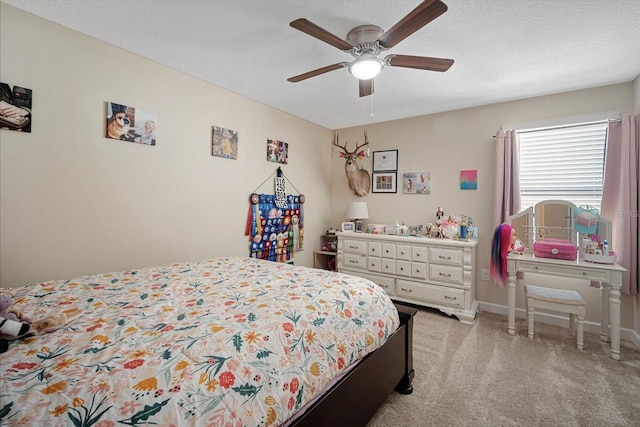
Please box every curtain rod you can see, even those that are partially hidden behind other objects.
[491,117,622,138]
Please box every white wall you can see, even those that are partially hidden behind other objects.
[331,83,636,329]
[0,4,332,287]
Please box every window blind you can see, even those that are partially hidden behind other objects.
[518,121,607,210]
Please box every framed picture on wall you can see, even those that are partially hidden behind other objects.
[372,150,398,171]
[372,172,397,193]
[0,82,32,133]
[403,172,431,194]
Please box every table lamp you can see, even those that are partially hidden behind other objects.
[346,201,369,232]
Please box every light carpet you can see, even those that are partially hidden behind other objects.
[367,308,640,426]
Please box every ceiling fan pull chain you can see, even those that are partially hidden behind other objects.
[370,93,375,118]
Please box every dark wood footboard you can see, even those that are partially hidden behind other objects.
[292,303,417,426]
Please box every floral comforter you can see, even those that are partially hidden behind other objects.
[0,257,399,426]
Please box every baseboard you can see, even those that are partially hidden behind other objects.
[478,301,640,351]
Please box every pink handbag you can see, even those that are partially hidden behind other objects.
[533,238,577,261]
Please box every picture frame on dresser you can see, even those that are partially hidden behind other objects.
[372,172,397,193]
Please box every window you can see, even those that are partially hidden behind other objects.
[518,121,607,210]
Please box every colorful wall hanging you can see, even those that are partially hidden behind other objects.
[460,169,478,190]
[246,168,304,263]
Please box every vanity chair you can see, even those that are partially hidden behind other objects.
[524,284,586,350]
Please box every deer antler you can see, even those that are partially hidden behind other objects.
[352,131,369,153]
[332,131,369,154]
[332,132,348,152]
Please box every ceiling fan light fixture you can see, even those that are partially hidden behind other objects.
[348,55,383,80]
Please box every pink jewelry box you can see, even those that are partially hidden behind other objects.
[533,238,578,261]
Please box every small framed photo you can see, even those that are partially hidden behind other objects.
[467,226,479,240]
[372,172,397,193]
[372,150,398,171]
[366,224,376,233]
[355,220,365,233]
[341,222,355,232]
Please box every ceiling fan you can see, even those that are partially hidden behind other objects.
[287,0,454,97]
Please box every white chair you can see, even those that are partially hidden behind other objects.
[524,284,586,350]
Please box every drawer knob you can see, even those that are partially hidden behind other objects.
[349,245,357,249]
[415,269,421,273]
[372,248,376,252]
[401,287,412,293]
[385,250,389,253]
[444,295,457,301]
[439,255,451,260]
[439,273,452,277]
[350,260,357,264]
[582,272,587,275]
[401,251,405,255]
[400,267,404,271]
[417,253,421,257]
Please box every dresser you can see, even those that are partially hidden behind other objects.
[336,232,478,324]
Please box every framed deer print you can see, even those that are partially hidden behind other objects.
[372,150,398,171]
[372,172,397,193]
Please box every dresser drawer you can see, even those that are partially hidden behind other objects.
[396,260,411,277]
[358,272,395,296]
[396,279,464,308]
[519,262,609,282]
[412,246,427,262]
[411,262,427,279]
[381,259,396,275]
[382,243,396,258]
[368,256,381,272]
[429,264,463,285]
[396,244,411,260]
[343,253,366,269]
[343,239,367,255]
[368,242,382,257]
[430,247,462,266]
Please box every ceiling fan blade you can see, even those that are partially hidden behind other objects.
[387,54,454,72]
[287,63,348,83]
[290,18,353,51]
[359,79,374,97]
[377,0,448,49]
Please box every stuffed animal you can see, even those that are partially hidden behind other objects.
[1,293,83,353]
[0,293,32,323]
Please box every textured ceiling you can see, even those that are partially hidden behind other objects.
[4,0,640,129]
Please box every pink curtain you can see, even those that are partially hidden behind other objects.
[601,115,639,295]
[493,130,522,228]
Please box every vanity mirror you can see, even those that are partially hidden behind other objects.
[535,200,576,245]
[507,200,579,253]
[507,199,614,260]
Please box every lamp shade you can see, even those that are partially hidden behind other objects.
[346,202,369,220]
[348,55,383,80]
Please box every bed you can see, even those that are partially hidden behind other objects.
[0,257,415,426]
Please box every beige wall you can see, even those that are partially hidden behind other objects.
[0,4,332,286]
[331,83,636,331]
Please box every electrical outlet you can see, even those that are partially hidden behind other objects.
[482,269,490,281]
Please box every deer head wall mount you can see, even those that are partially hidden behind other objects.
[332,131,371,197]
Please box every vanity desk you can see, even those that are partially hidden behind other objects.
[507,200,627,360]
[506,253,626,360]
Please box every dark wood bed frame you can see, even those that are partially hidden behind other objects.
[292,303,417,426]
